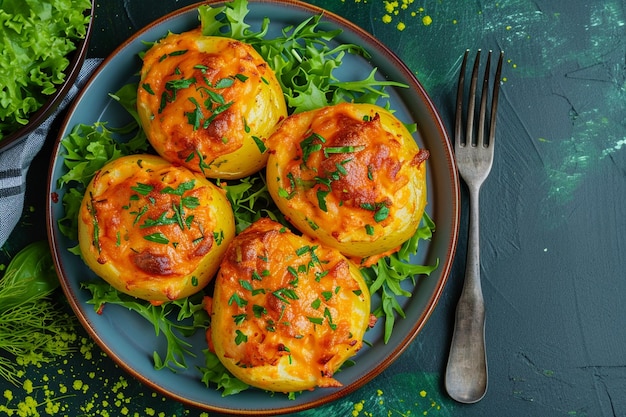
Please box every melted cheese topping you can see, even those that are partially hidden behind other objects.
[209,218,370,392]
[137,29,287,179]
[78,154,235,302]
[266,102,429,260]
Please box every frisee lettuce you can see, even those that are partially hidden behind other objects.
[55,0,437,396]
[0,0,91,139]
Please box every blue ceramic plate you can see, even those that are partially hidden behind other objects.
[47,0,459,414]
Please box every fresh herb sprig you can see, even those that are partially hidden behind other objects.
[83,280,208,371]
[0,241,77,385]
[221,174,286,234]
[361,213,438,343]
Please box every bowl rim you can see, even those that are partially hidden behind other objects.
[0,0,95,153]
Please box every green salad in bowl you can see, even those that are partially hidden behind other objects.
[0,0,93,151]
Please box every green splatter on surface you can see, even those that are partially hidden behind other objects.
[293,372,454,417]
[0,333,211,417]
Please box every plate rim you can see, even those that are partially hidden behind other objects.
[46,0,460,414]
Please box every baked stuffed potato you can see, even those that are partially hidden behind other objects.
[137,29,287,179]
[266,102,429,260]
[209,218,370,392]
[78,154,235,302]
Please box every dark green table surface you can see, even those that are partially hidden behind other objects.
[2,0,626,416]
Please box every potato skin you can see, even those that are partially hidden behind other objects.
[210,218,370,392]
[78,154,235,302]
[266,102,429,259]
[137,29,287,179]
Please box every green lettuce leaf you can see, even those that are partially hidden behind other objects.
[0,0,91,139]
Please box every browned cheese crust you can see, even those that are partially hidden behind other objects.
[266,102,429,261]
[78,154,235,302]
[137,29,288,179]
[209,218,370,392]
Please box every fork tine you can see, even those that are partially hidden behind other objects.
[454,50,469,148]
[477,51,491,147]
[466,50,482,147]
[488,51,504,145]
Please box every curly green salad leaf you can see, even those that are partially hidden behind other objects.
[0,0,91,140]
[199,0,407,113]
[55,0,438,396]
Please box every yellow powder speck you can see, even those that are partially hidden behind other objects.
[72,380,83,391]
[121,407,130,416]
[418,7,424,12]
[396,22,406,31]
[382,14,392,23]
[452,19,458,24]
[145,408,156,416]
[422,15,432,26]
[377,389,383,396]
[419,390,427,397]
[45,400,61,415]
[23,379,34,394]
[3,389,13,401]
[384,1,398,13]
[506,25,512,30]
[502,77,508,82]
[354,400,364,411]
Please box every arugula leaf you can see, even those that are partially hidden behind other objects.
[200,349,249,396]
[199,0,407,114]
[361,212,438,343]
[83,280,208,371]
[221,174,287,234]
[56,85,149,242]
[198,0,268,41]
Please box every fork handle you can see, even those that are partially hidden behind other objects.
[445,184,488,403]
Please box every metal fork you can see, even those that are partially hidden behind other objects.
[445,49,504,403]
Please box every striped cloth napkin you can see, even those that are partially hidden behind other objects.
[0,58,103,248]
